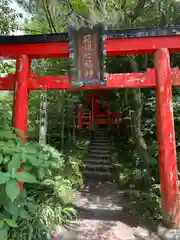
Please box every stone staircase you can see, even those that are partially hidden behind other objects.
[84,129,112,180]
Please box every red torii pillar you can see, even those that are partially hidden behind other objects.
[154,48,180,228]
[14,55,30,142]
[13,55,30,192]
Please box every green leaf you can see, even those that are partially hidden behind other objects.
[0,141,5,147]
[0,154,3,164]
[21,188,27,200]
[19,208,29,219]
[0,130,16,140]
[0,172,10,184]
[38,168,46,180]
[23,164,33,172]
[21,152,27,163]
[0,186,6,205]
[0,214,4,221]
[5,179,20,202]
[5,219,17,228]
[8,154,20,173]
[62,207,77,220]
[0,220,4,229]
[14,146,22,154]
[62,209,73,220]
[24,145,38,154]
[12,214,18,222]
[7,140,15,145]
[13,171,37,183]
[27,155,39,166]
[0,226,8,240]
[3,156,10,164]
[3,200,19,216]
[1,145,16,154]
[26,202,37,214]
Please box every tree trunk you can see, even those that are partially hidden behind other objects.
[61,102,65,152]
[39,91,47,145]
[128,56,152,163]
[73,117,76,145]
[67,106,71,147]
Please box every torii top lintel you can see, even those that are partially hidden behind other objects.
[1,26,180,58]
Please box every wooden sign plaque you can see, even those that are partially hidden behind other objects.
[68,24,106,87]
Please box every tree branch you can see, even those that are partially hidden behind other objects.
[14,0,35,14]
[9,26,44,34]
[121,0,126,10]
[93,0,102,13]
[57,0,91,25]
[45,0,57,33]
[41,0,56,33]
[128,0,146,23]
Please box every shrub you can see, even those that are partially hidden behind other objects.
[0,128,78,239]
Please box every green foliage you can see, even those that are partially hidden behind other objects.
[8,181,78,239]
[0,129,38,239]
[0,93,14,129]
[0,128,86,239]
[6,179,20,202]
[0,61,16,75]
[0,0,21,35]
[113,135,161,225]
[124,191,161,223]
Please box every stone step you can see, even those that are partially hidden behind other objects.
[84,170,111,178]
[93,136,110,140]
[92,134,110,137]
[87,153,111,159]
[90,142,111,146]
[92,139,110,143]
[86,158,110,164]
[89,145,111,150]
[94,129,110,132]
[92,139,111,143]
[93,139,111,142]
[89,148,111,154]
[94,133,111,136]
[91,142,111,146]
[85,163,111,170]
[94,136,111,139]
[94,131,111,133]
[93,137,110,140]
[90,146,111,150]
[94,132,110,134]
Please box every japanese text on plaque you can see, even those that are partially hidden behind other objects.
[83,34,94,78]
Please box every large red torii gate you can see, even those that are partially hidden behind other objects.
[1,27,180,228]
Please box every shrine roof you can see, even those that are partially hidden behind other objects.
[0,26,180,45]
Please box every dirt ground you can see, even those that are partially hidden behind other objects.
[54,181,160,240]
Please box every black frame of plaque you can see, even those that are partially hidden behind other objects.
[68,24,106,87]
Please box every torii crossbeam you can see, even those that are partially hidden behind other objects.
[1,26,180,228]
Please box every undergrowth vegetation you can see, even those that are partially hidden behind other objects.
[113,131,161,227]
[0,128,88,240]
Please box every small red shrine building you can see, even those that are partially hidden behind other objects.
[78,91,120,133]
